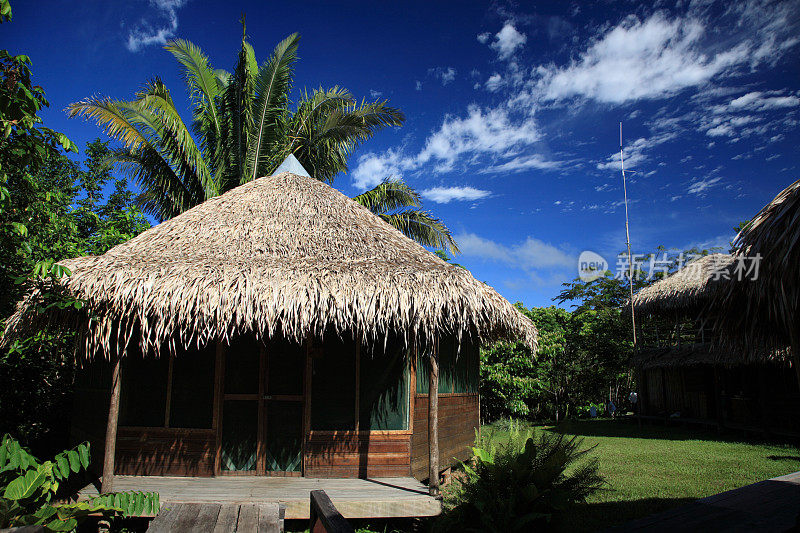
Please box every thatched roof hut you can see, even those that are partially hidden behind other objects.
[3,170,537,495]
[631,254,734,316]
[631,252,796,434]
[712,179,800,381]
[631,253,787,367]
[5,171,536,358]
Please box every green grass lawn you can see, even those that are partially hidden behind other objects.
[477,418,800,532]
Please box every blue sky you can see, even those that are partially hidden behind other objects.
[4,1,799,308]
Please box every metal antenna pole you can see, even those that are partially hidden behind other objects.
[620,122,637,346]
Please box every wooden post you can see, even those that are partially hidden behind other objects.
[101,354,122,494]
[661,367,669,423]
[757,365,768,435]
[428,347,440,497]
[713,366,724,431]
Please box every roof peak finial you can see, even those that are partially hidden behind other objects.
[272,153,311,178]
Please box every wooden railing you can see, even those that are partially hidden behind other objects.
[636,316,720,350]
[309,490,354,533]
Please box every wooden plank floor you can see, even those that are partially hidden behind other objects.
[146,503,284,532]
[617,471,800,532]
[78,476,441,520]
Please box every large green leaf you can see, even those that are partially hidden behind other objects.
[55,455,69,479]
[4,465,48,500]
[66,450,79,473]
[77,443,90,470]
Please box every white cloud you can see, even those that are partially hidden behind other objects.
[477,32,491,44]
[369,89,383,99]
[351,104,557,189]
[728,91,800,111]
[126,0,187,52]
[596,132,677,171]
[697,89,799,138]
[706,124,732,137]
[481,154,561,173]
[687,176,723,195]
[535,13,740,103]
[416,105,542,171]
[351,149,405,190]
[457,233,573,270]
[415,80,423,91]
[533,6,798,104]
[429,67,457,86]
[485,73,503,92]
[420,186,491,204]
[488,22,527,60]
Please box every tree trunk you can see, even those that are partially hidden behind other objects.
[428,351,439,497]
[101,355,122,494]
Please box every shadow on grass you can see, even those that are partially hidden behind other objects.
[552,497,696,533]
[768,454,800,462]
[541,418,797,446]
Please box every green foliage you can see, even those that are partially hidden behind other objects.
[436,423,604,533]
[354,179,459,253]
[480,338,536,420]
[480,305,576,422]
[0,434,160,531]
[0,11,149,451]
[481,246,726,425]
[0,140,148,450]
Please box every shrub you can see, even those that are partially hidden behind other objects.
[0,434,159,531]
[436,424,604,533]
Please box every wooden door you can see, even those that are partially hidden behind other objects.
[219,336,261,473]
[261,337,305,475]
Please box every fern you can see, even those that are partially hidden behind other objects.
[437,428,604,533]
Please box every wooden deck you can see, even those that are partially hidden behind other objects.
[78,476,441,520]
[146,503,283,532]
[617,471,800,531]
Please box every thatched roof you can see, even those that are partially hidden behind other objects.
[4,172,536,358]
[712,178,800,358]
[631,254,734,316]
[632,345,716,369]
[632,343,789,369]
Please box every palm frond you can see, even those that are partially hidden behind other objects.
[109,147,192,221]
[67,97,151,150]
[245,33,299,183]
[353,179,421,213]
[286,89,404,182]
[216,37,262,189]
[379,209,460,254]
[164,39,222,136]
[134,78,217,200]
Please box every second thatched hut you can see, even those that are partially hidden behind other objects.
[632,254,798,436]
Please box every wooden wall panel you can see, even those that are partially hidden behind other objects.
[115,427,216,477]
[644,369,663,413]
[411,394,478,480]
[303,433,411,478]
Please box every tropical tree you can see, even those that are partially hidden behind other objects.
[68,26,458,252]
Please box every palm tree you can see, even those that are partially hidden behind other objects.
[68,28,458,252]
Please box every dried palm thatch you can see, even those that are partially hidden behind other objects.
[712,178,800,384]
[631,254,734,315]
[3,172,536,359]
[632,343,789,369]
[632,345,717,369]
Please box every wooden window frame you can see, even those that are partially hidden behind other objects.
[120,347,217,432]
[308,335,414,436]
